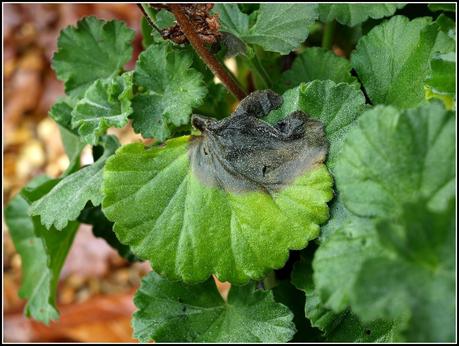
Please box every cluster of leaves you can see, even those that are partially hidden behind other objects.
[5,3,456,343]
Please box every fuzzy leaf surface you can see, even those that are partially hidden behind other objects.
[30,136,119,230]
[131,44,207,142]
[319,4,405,26]
[52,16,134,98]
[132,271,296,342]
[352,16,438,109]
[5,177,79,324]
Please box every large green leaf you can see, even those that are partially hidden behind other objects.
[266,81,367,169]
[312,204,382,312]
[52,16,135,98]
[352,16,438,109]
[71,72,133,145]
[214,4,318,55]
[425,15,456,109]
[351,199,455,342]
[335,102,455,217]
[279,47,359,92]
[291,250,396,342]
[5,177,79,324]
[319,4,405,27]
[30,136,119,230]
[130,43,207,142]
[103,91,333,283]
[132,271,296,342]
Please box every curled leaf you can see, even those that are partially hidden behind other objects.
[103,90,333,283]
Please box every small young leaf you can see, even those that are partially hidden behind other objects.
[30,136,120,230]
[352,16,438,109]
[319,4,406,27]
[5,177,79,324]
[334,102,455,218]
[132,271,296,342]
[52,16,135,98]
[103,90,333,283]
[351,199,455,342]
[214,4,319,55]
[245,4,319,55]
[131,43,207,142]
[71,72,133,145]
[279,47,359,92]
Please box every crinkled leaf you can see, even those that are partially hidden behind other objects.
[352,16,438,109]
[266,80,367,169]
[131,43,207,142]
[214,4,318,55]
[279,47,359,92]
[335,102,455,218]
[291,251,397,342]
[103,91,333,283]
[5,177,79,324]
[351,199,455,342]
[30,136,120,230]
[52,16,135,98]
[319,4,406,27]
[78,202,138,262]
[49,98,86,171]
[132,271,295,342]
[71,72,133,145]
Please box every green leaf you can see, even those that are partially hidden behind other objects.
[426,51,456,95]
[428,3,456,12]
[71,72,133,145]
[5,178,79,324]
[49,98,86,171]
[334,102,455,218]
[245,4,319,55]
[132,271,296,342]
[266,81,367,169]
[103,91,333,283]
[279,47,359,92]
[131,43,207,142]
[215,4,319,55]
[52,16,135,98]
[292,250,397,342]
[78,203,138,261]
[30,136,120,230]
[49,97,76,131]
[319,4,406,27]
[351,199,455,342]
[352,16,438,109]
[312,204,382,312]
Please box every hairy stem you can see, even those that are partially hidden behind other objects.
[168,4,247,100]
[322,20,336,50]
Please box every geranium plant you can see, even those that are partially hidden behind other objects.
[5,3,456,343]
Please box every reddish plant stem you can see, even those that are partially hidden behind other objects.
[168,4,247,101]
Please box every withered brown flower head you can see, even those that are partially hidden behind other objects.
[153,3,221,45]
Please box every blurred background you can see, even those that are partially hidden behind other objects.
[3,4,150,342]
